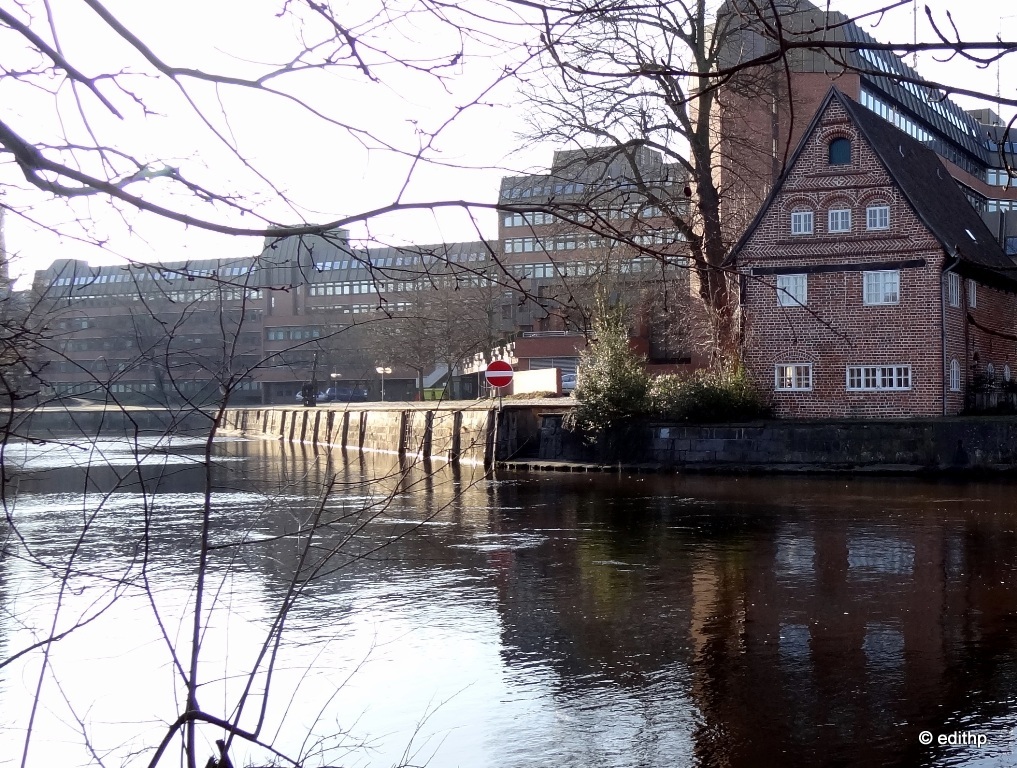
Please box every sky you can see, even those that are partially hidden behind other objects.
[2,0,1016,287]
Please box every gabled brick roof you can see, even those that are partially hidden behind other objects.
[837,93,1015,277]
[730,88,1017,289]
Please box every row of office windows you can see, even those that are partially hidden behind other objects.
[503,179,675,201]
[266,328,322,341]
[353,302,408,314]
[985,199,1017,212]
[504,181,588,199]
[790,205,890,236]
[502,204,667,228]
[986,169,1017,187]
[50,382,171,396]
[775,270,901,307]
[857,54,977,139]
[309,302,414,315]
[306,251,489,273]
[504,230,685,254]
[57,289,262,303]
[859,90,935,144]
[307,274,489,296]
[775,364,912,392]
[49,266,255,288]
[506,256,679,280]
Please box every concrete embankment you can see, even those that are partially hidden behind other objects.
[221,404,505,467]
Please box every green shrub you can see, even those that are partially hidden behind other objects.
[564,299,649,439]
[648,368,769,423]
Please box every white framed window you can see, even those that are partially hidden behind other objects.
[828,208,852,233]
[846,365,912,391]
[866,205,890,230]
[1006,365,1012,383]
[863,270,900,305]
[967,280,977,308]
[950,359,960,392]
[775,364,813,391]
[791,210,814,235]
[987,363,996,382]
[946,272,960,307]
[776,274,808,306]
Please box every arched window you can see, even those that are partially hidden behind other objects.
[829,137,852,165]
[950,359,960,392]
[987,362,996,382]
[1005,365,1012,383]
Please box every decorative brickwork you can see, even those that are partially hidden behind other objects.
[735,92,1017,419]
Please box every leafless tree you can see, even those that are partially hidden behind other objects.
[515,0,1017,365]
[5,3,1017,767]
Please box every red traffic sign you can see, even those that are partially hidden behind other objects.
[485,360,514,388]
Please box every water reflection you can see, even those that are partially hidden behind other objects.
[5,440,1017,766]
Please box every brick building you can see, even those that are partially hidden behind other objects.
[734,89,1017,418]
[714,0,1017,245]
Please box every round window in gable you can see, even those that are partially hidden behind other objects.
[829,137,852,166]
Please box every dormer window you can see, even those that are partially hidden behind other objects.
[829,138,852,166]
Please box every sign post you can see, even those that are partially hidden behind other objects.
[485,360,514,414]
[485,361,514,463]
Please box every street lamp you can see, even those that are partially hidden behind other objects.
[375,366,392,401]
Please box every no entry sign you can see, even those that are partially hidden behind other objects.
[485,360,514,388]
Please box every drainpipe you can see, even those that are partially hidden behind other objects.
[941,251,962,416]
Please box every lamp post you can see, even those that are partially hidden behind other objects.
[375,366,392,401]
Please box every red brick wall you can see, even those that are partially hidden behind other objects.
[963,279,1017,390]
[737,98,1017,419]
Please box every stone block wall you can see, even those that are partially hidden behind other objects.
[647,418,1017,471]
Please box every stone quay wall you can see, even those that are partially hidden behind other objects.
[536,414,1017,473]
[646,419,1017,471]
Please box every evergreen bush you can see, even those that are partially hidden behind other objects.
[564,298,649,439]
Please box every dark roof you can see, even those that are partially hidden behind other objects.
[731,88,1017,288]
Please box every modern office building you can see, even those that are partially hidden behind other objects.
[29,256,266,405]
[28,232,505,404]
[493,145,706,377]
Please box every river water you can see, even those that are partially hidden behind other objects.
[4,436,1017,767]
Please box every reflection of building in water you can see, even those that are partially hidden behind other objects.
[480,474,1017,767]
[682,479,1017,767]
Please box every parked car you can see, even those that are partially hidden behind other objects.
[321,385,369,403]
[561,373,577,393]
